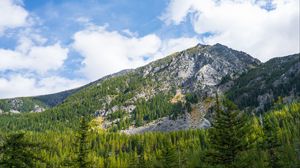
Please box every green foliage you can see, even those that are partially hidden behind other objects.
[0,132,47,168]
[227,54,300,112]
[0,97,47,113]
[262,102,300,167]
[205,94,254,168]
[0,98,299,167]
[0,73,155,132]
[263,116,283,168]
[219,74,232,85]
[76,116,91,168]
[185,93,199,104]
[34,88,78,107]
[161,141,179,168]
[133,93,185,126]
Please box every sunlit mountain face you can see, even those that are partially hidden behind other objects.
[0,0,299,167]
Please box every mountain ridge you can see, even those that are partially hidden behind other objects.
[0,43,299,134]
[0,43,259,113]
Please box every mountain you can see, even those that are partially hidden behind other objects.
[226,53,300,113]
[34,69,133,107]
[0,97,47,114]
[0,69,132,113]
[0,43,299,133]
[0,43,261,132]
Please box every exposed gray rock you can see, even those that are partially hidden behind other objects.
[96,43,260,133]
[121,105,136,113]
[121,115,211,134]
[31,105,45,113]
[10,110,20,114]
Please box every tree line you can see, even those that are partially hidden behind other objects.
[0,97,299,167]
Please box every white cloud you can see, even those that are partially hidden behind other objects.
[153,37,199,59]
[162,0,300,62]
[72,25,162,80]
[0,32,198,98]
[0,2,76,98]
[72,25,200,80]
[0,0,29,34]
[0,27,73,98]
[0,75,85,98]
[0,42,69,74]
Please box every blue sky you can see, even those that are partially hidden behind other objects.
[0,0,299,98]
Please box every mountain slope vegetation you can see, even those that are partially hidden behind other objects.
[0,43,261,131]
[0,44,299,133]
[1,100,299,167]
[0,43,299,167]
[227,54,300,113]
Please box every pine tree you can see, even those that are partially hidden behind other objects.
[263,116,283,168]
[128,149,139,168]
[162,141,179,168]
[205,93,252,168]
[77,116,91,168]
[0,133,47,168]
[138,151,147,168]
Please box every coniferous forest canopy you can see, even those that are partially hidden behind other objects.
[0,52,299,167]
[1,0,300,167]
[0,97,299,167]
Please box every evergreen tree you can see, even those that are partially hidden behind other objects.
[76,116,91,168]
[128,149,139,168]
[0,133,47,168]
[162,141,179,168]
[263,116,283,168]
[205,93,252,168]
[138,151,147,168]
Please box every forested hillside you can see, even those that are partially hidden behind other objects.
[0,45,299,133]
[0,44,299,167]
[0,100,299,167]
[0,97,47,113]
[0,44,261,132]
[0,0,299,167]
[227,54,300,113]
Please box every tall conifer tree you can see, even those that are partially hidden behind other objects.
[77,116,91,168]
[263,116,283,168]
[0,133,47,168]
[162,141,179,168]
[206,93,252,168]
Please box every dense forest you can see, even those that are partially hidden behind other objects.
[0,0,299,167]
[227,54,300,113]
[0,52,298,167]
[0,97,299,167]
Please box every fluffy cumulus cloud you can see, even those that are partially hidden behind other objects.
[0,1,74,98]
[162,0,300,62]
[153,37,199,59]
[0,39,73,98]
[0,75,84,98]
[0,0,28,34]
[0,43,69,74]
[73,25,200,80]
[72,25,161,80]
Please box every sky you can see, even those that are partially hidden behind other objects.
[0,0,299,98]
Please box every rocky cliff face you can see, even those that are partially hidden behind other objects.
[138,43,259,95]
[90,43,260,132]
[3,43,297,134]
[0,43,261,131]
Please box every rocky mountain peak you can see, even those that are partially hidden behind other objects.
[139,43,260,95]
[1,43,298,134]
